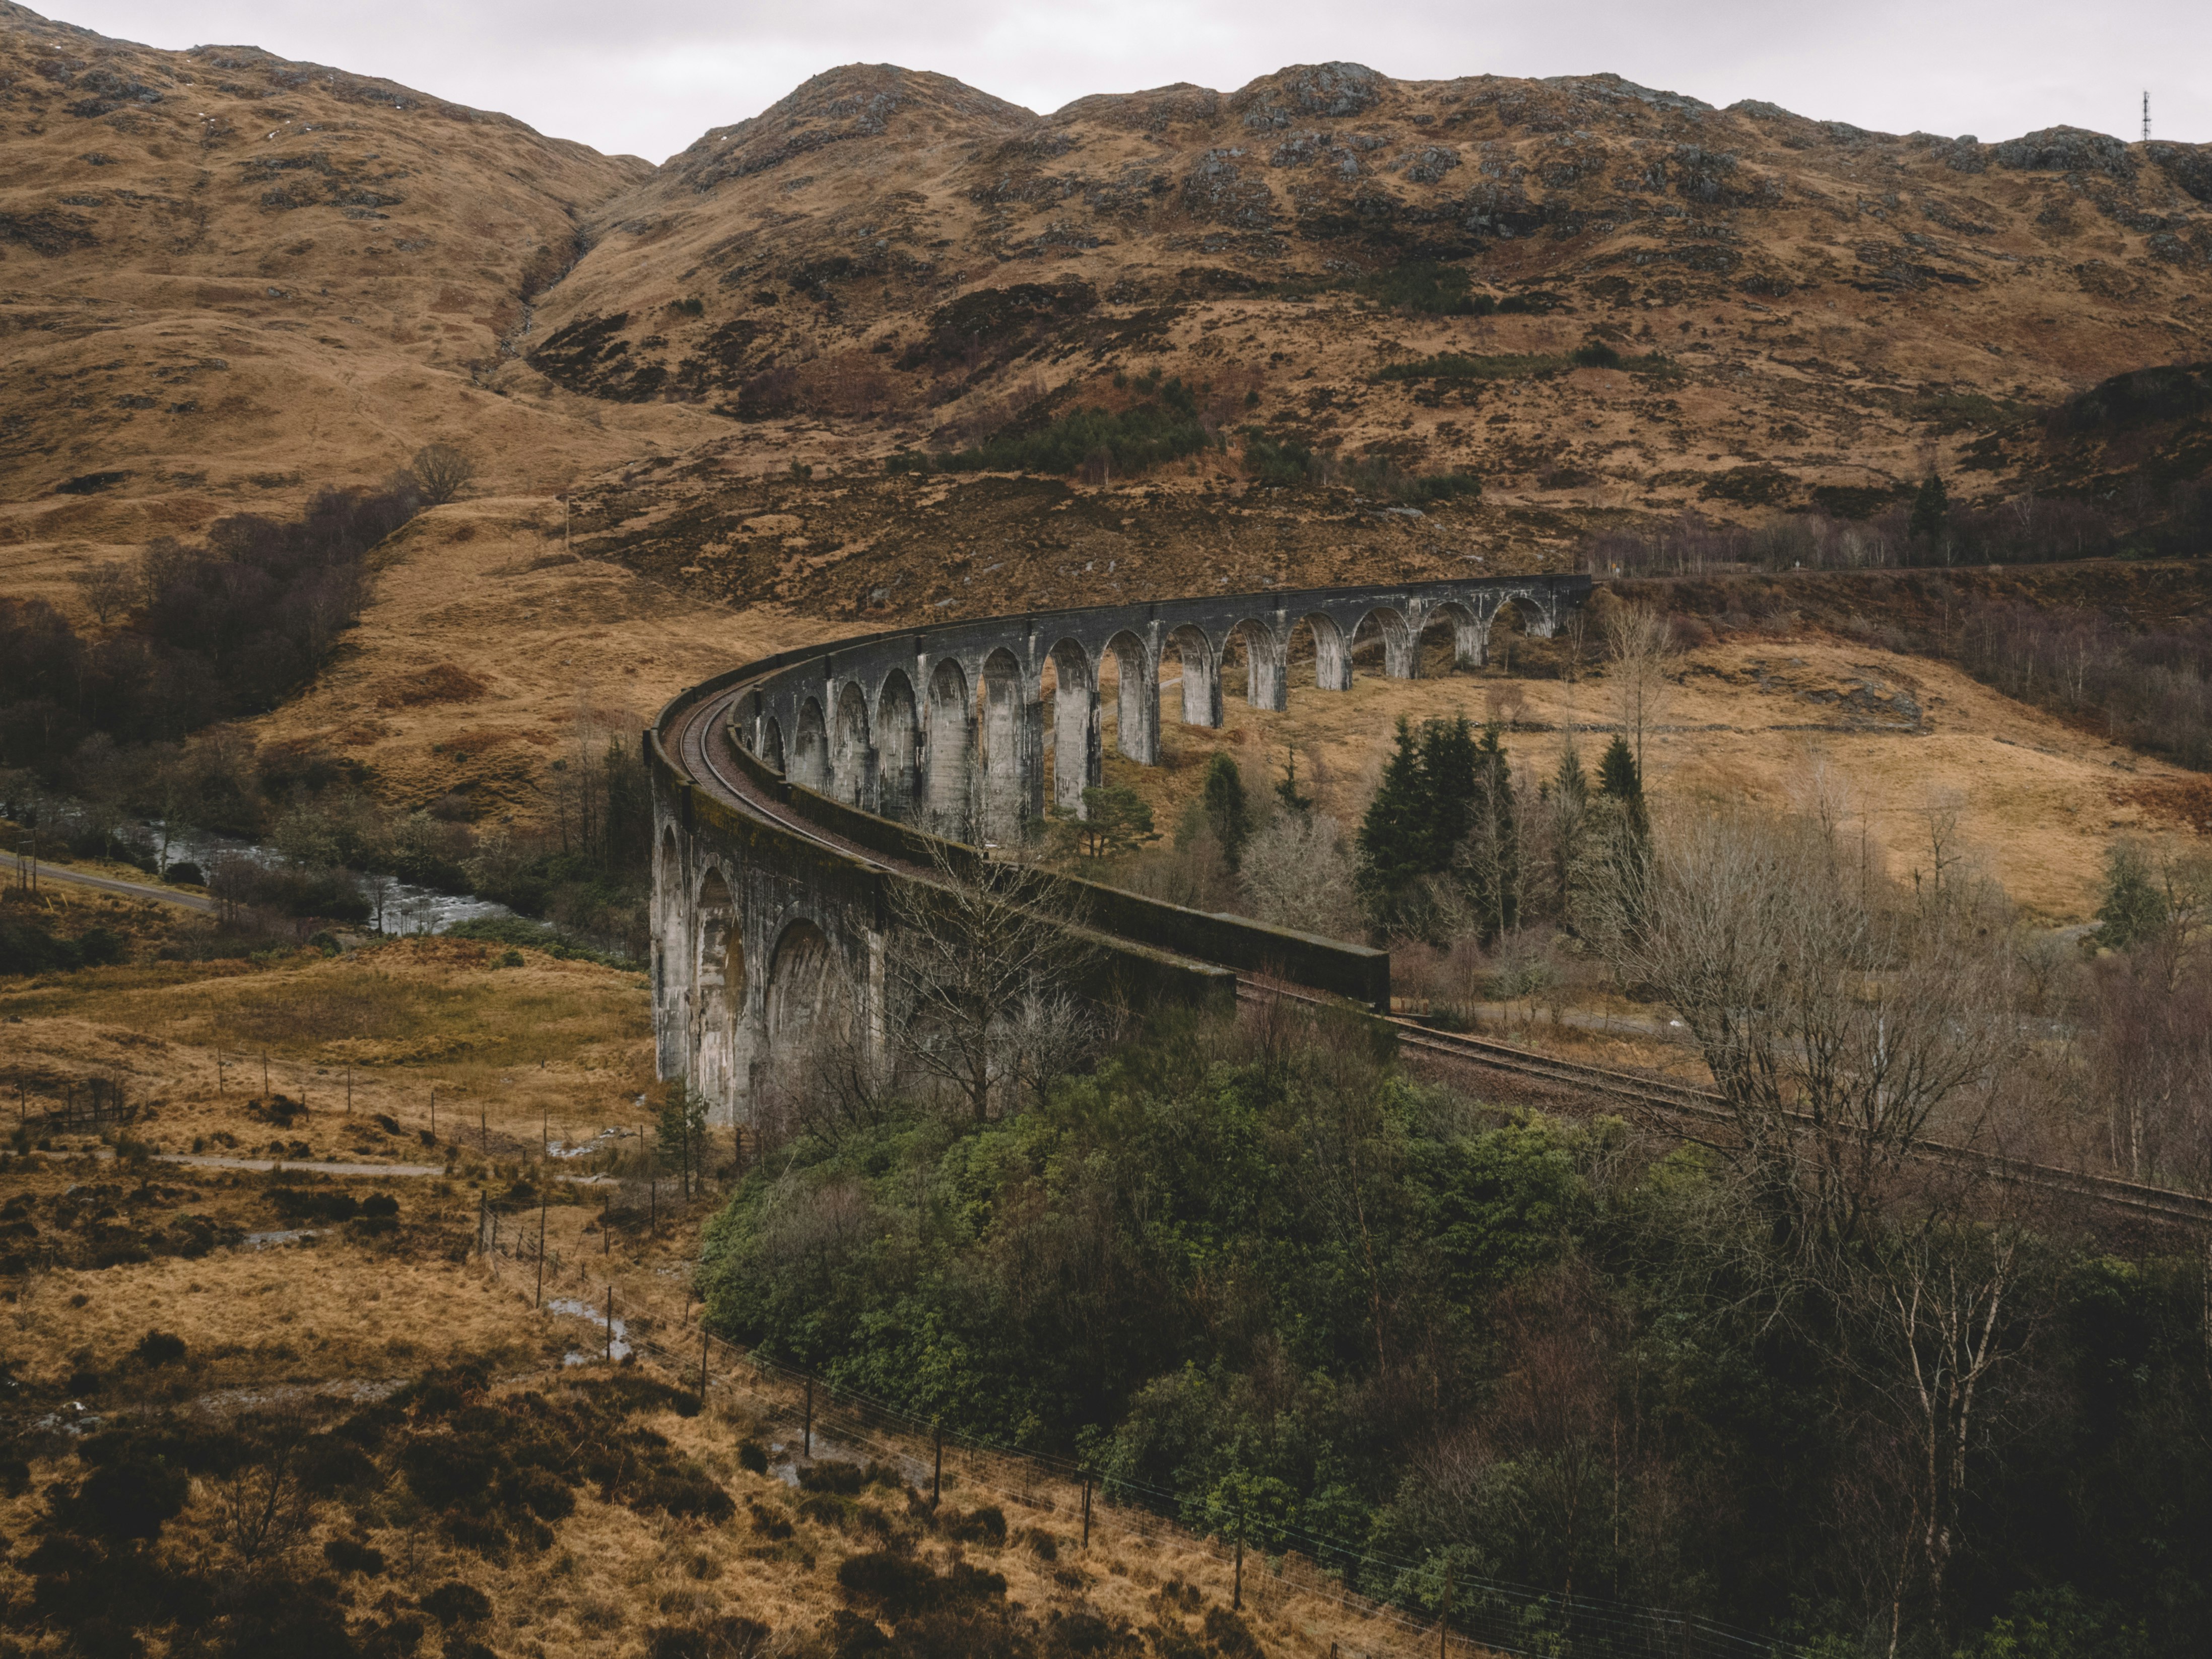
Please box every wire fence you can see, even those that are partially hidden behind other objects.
[476,1198,1804,1659]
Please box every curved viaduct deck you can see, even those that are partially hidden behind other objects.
[647,574,1590,1121]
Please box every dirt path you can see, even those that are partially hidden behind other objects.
[2,852,216,914]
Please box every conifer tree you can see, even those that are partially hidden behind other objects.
[1910,473,1950,544]
[1553,740,1590,924]
[1418,714,1480,869]
[1597,735,1648,841]
[1357,716,1430,911]
[1459,722,1520,942]
[1199,753,1253,867]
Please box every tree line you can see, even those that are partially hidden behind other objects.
[701,814,2212,1654]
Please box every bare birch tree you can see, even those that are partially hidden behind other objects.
[1841,1219,2042,1655]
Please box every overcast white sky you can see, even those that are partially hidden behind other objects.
[47,0,2212,164]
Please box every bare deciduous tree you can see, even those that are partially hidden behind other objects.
[1590,807,2024,1260]
[409,442,476,506]
[888,841,1096,1122]
[1239,812,1361,940]
[68,560,136,627]
[212,1409,320,1566]
[1601,603,1678,777]
[1839,1219,2043,1655]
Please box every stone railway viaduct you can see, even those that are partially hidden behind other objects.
[649,574,1591,1123]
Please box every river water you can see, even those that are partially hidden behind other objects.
[147,822,513,934]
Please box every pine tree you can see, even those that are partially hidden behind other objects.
[1418,715,1480,870]
[1553,740,1590,924]
[1596,735,1648,841]
[1555,740,1589,811]
[1910,473,1950,544]
[1357,716,1431,910]
[1199,753,1253,867]
[1076,784,1157,858]
[2096,841,2167,950]
[1458,722,1520,942]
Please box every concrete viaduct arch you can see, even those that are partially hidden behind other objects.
[649,573,1589,1131]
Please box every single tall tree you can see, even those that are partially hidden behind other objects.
[1357,717,1431,910]
[1199,753,1253,867]
[1459,721,1519,941]
[1418,714,1480,868]
[1595,735,1647,841]
[1909,473,1950,545]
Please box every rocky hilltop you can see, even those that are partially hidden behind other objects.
[5,7,2211,622]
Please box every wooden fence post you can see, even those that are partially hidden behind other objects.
[803,1379,813,1458]
[932,1426,943,1509]
[1233,1513,1244,1612]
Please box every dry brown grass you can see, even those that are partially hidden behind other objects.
[242,499,854,820]
[1,934,655,1164]
[1091,631,2205,924]
[1,1153,1445,1659]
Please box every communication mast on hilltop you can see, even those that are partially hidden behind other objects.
[2142,90,2152,143]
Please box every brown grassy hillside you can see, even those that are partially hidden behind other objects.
[7,12,2211,625]
[527,61,2212,604]
[0,0,706,590]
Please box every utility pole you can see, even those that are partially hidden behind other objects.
[2142,89,2152,143]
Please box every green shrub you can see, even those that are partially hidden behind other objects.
[1570,340,1624,369]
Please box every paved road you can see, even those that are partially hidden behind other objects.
[2,852,216,914]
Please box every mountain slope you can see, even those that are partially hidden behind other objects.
[511,61,2212,609]
[0,1,711,611]
[5,19,2210,629]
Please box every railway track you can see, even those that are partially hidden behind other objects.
[1239,984,2212,1231]
[675,678,2212,1236]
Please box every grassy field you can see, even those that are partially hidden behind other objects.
[1,922,1453,1657]
[1087,626,2203,924]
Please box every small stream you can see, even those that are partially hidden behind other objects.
[147,822,512,934]
[546,1296,632,1364]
